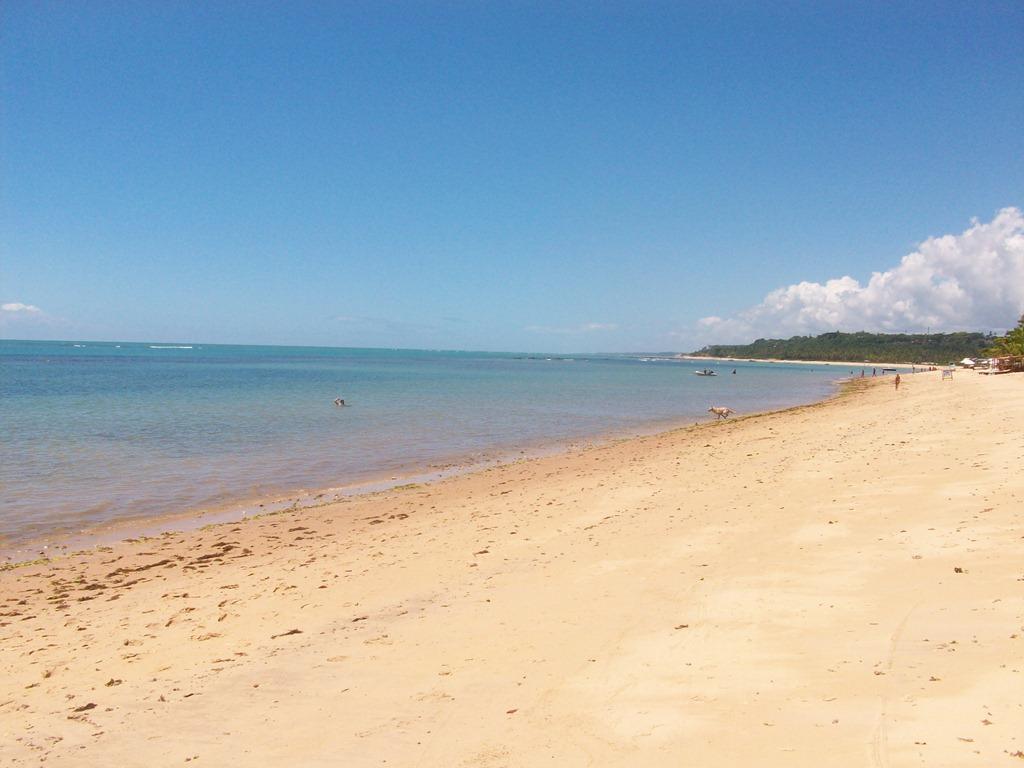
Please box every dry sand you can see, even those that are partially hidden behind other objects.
[2,371,1022,766]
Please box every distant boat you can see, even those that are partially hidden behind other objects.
[694,369,717,376]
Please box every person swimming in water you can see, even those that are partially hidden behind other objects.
[333,397,346,406]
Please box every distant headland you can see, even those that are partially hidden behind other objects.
[690,330,992,365]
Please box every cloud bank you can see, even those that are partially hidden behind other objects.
[2,302,42,314]
[0,302,48,332]
[696,207,1024,344]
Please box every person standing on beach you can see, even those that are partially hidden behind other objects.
[894,373,901,390]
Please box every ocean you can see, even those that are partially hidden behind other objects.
[1,340,848,550]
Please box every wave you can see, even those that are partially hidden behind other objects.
[149,345,194,349]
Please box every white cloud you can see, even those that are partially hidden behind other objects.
[2,302,42,314]
[694,207,1024,344]
[526,322,618,335]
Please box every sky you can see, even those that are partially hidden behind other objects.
[2,2,1023,352]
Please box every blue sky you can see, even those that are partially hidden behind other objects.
[2,2,1022,351]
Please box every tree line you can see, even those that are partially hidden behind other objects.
[984,314,1024,357]
[692,331,994,364]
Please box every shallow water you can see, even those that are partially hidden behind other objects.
[1,341,847,546]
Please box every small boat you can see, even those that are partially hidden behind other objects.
[694,369,717,376]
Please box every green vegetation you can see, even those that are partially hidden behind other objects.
[692,331,993,364]
[984,314,1024,357]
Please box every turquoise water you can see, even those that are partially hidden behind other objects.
[1,340,846,547]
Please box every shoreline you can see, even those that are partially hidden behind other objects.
[4,371,1020,765]
[679,354,923,368]
[2,381,849,565]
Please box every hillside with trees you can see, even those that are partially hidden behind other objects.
[692,331,993,364]
[983,314,1024,356]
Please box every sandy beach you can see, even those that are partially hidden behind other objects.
[679,354,922,368]
[2,371,1021,766]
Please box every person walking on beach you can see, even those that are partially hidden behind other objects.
[894,373,901,391]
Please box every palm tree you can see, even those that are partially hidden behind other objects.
[985,314,1024,356]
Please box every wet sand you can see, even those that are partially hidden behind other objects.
[2,371,1021,766]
